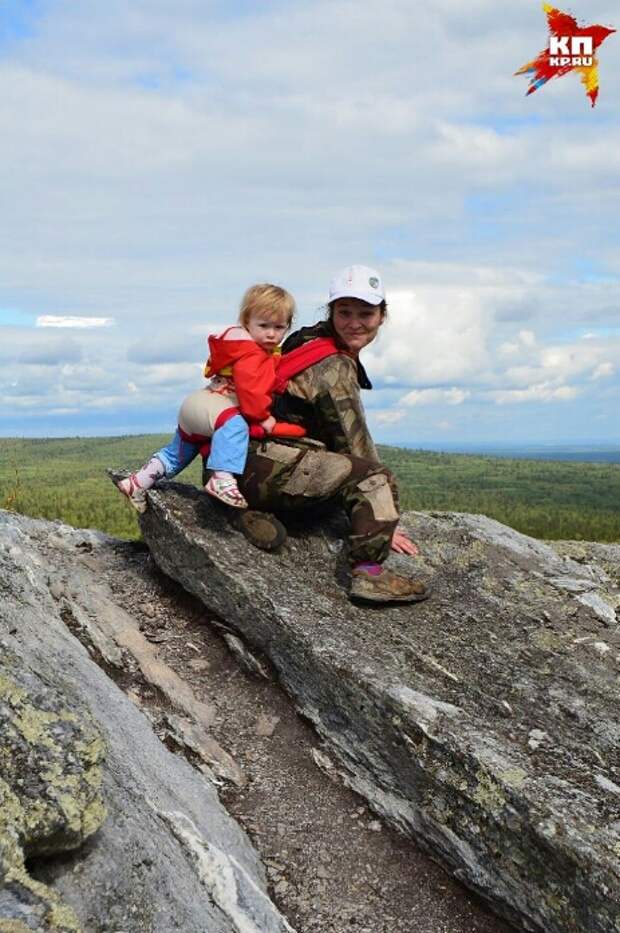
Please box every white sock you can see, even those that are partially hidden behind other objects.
[134,457,166,489]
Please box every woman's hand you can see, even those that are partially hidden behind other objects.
[260,415,276,434]
[391,526,419,556]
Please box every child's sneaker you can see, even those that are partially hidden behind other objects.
[205,475,248,509]
[115,473,148,514]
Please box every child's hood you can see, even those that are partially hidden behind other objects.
[205,328,279,377]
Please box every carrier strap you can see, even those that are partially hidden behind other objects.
[273,337,343,394]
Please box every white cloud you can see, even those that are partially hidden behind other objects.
[0,329,84,366]
[59,364,111,391]
[503,338,620,388]
[132,362,204,389]
[371,409,406,426]
[400,388,470,407]
[364,283,493,384]
[127,334,206,365]
[489,383,580,405]
[37,315,115,328]
[591,362,614,380]
[428,122,529,185]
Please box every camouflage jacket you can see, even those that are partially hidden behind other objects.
[273,323,379,462]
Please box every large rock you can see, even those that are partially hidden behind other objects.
[0,510,295,933]
[0,646,105,933]
[137,480,620,933]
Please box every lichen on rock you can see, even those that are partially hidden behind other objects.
[0,777,81,932]
[0,654,106,931]
[0,665,106,857]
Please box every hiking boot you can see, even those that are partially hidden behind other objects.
[115,473,148,514]
[349,567,429,604]
[230,510,288,552]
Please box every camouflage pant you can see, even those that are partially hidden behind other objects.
[207,440,400,565]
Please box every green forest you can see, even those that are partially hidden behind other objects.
[1,435,618,543]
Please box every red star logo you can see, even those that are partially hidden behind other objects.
[515,4,615,107]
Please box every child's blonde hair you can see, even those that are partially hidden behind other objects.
[238,284,295,328]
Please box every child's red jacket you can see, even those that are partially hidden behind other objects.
[204,329,280,423]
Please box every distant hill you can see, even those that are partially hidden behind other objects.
[396,443,620,464]
[1,436,618,543]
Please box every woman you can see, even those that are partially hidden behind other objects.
[231,264,428,604]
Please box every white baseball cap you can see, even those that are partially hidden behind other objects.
[328,265,385,306]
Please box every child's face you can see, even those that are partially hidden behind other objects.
[246,312,289,351]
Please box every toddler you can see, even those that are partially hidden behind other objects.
[117,283,296,511]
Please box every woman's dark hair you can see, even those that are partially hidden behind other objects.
[326,299,388,323]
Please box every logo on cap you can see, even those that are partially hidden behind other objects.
[368,277,379,289]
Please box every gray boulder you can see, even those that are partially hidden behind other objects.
[0,643,104,933]
[0,510,295,933]
[137,480,620,933]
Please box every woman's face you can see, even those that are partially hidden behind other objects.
[331,298,384,355]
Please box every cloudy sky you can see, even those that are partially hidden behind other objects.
[1,0,619,446]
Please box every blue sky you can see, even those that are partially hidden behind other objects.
[1,0,619,445]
